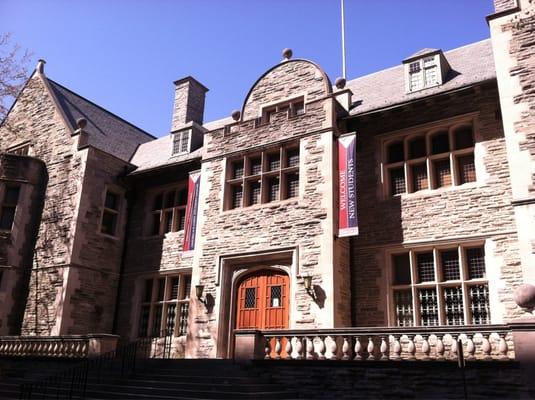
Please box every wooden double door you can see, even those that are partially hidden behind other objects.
[235,270,289,330]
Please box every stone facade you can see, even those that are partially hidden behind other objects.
[0,0,533,362]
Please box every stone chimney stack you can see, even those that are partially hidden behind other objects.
[171,76,209,131]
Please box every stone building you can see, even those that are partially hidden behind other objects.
[0,0,534,361]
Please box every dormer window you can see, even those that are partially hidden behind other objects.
[172,129,190,155]
[403,49,450,93]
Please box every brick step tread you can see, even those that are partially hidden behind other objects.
[25,387,299,400]
[82,381,282,393]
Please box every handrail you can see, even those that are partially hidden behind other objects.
[18,330,174,400]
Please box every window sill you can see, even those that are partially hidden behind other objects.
[222,197,299,214]
[387,181,481,200]
[97,231,120,241]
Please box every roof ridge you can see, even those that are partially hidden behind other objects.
[46,78,156,139]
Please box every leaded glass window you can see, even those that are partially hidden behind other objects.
[390,245,489,326]
[394,290,413,327]
[419,288,439,326]
[138,274,191,338]
[226,143,299,210]
[383,122,476,197]
[244,288,256,309]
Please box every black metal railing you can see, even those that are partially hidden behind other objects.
[19,330,175,399]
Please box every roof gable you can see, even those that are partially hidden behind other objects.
[47,79,155,161]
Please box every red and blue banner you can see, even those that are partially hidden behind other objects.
[183,170,201,251]
[338,133,359,237]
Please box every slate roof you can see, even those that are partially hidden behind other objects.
[403,48,440,61]
[346,39,495,116]
[47,79,154,162]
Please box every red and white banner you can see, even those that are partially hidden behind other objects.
[182,170,201,251]
[338,133,359,237]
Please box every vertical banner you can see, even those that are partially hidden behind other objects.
[183,170,201,251]
[338,133,359,237]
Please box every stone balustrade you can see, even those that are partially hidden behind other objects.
[235,325,517,361]
[0,334,119,359]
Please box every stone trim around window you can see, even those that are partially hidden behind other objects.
[137,273,192,338]
[386,242,490,328]
[381,115,479,198]
[0,184,21,231]
[224,142,300,211]
[254,96,305,127]
[6,141,31,156]
[98,186,123,238]
[147,184,188,237]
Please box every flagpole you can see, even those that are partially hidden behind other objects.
[341,0,347,79]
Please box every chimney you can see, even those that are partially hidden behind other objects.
[171,76,209,131]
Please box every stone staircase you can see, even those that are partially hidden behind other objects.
[0,358,298,399]
[0,358,533,399]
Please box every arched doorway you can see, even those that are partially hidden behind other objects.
[235,270,289,330]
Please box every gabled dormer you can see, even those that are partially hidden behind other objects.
[402,48,451,93]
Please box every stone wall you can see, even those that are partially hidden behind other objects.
[0,155,47,334]
[0,74,82,335]
[489,0,535,314]
[348,83,527,325]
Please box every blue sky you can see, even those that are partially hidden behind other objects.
[1,1,494,137]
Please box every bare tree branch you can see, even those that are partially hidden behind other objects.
[0,32,32,123]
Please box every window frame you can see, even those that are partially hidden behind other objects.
[137,273,192,338]
[98,187,123,238]
[224,142,300,211]
[407,55,440,92]
[0,184,21,232]
[256,96,306,126]
[386,242,490,327]
[147,184,189,237]
[172,129,191,155]
[381,115,479,198]
[6,141,31,156]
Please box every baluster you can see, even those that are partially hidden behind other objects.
[354,336,362,360]
[317,336,326,360]
[435,335,445,360]
[295,337,304,360]
[481,334,492,360]
[367,337,375,361]
[264,338,271,360]
[306,337,314,360]
[274,337,282,360]
[342,337,350,360]
[329,336,338,360]
[498,334,508,360]
[465,335,475,360]
[390,335,401,360]
[406,335,416,360]
[380,336,389,360]
[421,335,430,360]
[451,335,458,360]
[285,337,293,360]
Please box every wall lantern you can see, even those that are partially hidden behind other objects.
[195,284,207,306]
[302,275,316,300]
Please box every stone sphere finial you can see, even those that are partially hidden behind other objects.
[282,48,293,61]
[514,283,535,309]
[76,118,87,130]
[36,59,46,74]
[335,77,346,89]
[231,110,241,121]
